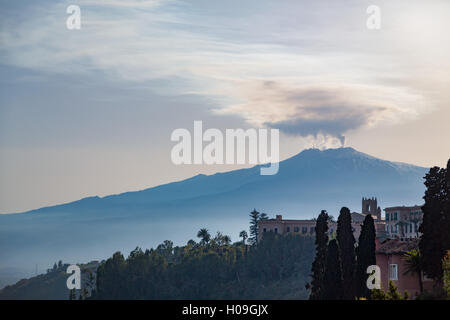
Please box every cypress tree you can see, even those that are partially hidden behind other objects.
[356,214,376,299]
[309,210,329,300]
[323,239,343,300]
[419,163,449,284]
[337,206,356,299]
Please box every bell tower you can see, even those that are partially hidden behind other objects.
[362,197,381,220]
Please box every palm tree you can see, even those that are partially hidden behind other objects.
[223,235,231,246]
[239,230,248,245]
[213,231,224,246]
[403,249,423,293]
[197,228,211,245]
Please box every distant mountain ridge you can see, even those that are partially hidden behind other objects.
[0,147,427,288]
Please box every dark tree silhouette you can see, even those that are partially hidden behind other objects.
[323,239,343,300]
[356,214,376,299]
[419,162,450,284]
[337,207,356,299]
[249,209,260,245]
[239,230,248,244]
[197,228,211,245]
[309,210,329,300]
[69,288,76,300]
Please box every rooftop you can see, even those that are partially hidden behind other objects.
[384,205,423,211]
[376,238,419,255]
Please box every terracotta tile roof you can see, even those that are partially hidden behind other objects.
[376,238,419,255]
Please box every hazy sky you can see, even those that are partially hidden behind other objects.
[1,0,449,213]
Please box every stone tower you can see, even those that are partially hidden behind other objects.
[362,197,381,220]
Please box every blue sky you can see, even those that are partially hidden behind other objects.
[1,0,449,212]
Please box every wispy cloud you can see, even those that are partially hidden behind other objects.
[0,0,447,147]
[216,80,426,145]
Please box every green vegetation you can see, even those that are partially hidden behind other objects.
[309,210,329,300]
[310,208,377,300]
[249,209,260,245]
[403,249,424,294]
[92,231,315,299]
[322,239,343,300]
[0,261,99,300]
[336,207,356,299]
[419,160,450,284]
[355,214,376,299]
[443,254,450,297]
[371,281,409,300]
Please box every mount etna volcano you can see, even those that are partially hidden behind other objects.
[0,147,427,287]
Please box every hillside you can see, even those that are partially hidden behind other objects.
[0,261,99,300]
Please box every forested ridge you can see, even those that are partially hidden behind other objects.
[92,232,315,299]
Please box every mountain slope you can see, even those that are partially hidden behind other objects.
[0,261,99,300]
[0,147,427,287]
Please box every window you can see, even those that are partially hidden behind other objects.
[389,264,398,280]
[286,227,290,233]
[302,227,308,234]
[263,228,267,233]
[310,227,314,234]
[386,213,390,221]
[274,228,278,234]
[409,224,412,233]
[294,227,299,233]
[394,212,398,220]
[423,273,432,281]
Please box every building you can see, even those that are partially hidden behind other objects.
[257,197,387,242]
[257,215,334,242]
[257,197,386,241]
[376,238,433,299]
[351,197,387,240]
[384,205,423,239]
[361,197,382,220]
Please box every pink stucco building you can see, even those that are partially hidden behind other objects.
[375,238,433,299]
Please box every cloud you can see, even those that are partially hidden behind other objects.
[0,0,442,147]
[215,80,426,146]
[266,106,374,146]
